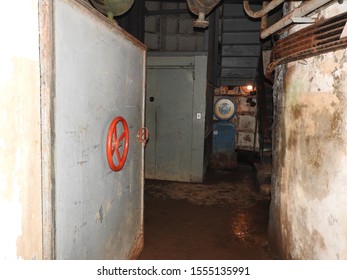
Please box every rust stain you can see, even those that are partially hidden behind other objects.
[287,130,298,151]
[330,111,342,136]
[292,106,301,120]
[291,104,308,120]
[312,159,321,169]
[129,229,144,260]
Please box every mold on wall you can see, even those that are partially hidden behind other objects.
[0,0,42,259]
[270,3,347,259]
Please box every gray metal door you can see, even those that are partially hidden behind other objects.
[144,69,158,179]
[54,0,145,259]
[146,67,194,182]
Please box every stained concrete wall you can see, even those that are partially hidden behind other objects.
[270,3,347,259]
[0,1,42,259]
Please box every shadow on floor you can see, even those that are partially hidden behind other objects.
[138,164,274,260]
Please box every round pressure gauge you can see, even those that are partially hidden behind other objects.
[213,97,237,121]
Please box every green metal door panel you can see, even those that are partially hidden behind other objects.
[144,69,157,179]
[155,68,194,181]
[145,56,208,183]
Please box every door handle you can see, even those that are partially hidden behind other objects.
[137,127,149,145]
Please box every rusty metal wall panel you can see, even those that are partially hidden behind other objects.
[237,96,257,115]
[235,96,259,151]
[54,0,145,259]
[238,114,256,132]
[237,131,255,149]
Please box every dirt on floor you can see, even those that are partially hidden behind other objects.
[138,164,274,260]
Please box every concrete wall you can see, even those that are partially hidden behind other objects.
[0,0,42,259]
[145,1,206,52]
[270,3,347,259]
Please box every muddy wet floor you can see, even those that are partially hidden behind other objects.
[138,164,274,260]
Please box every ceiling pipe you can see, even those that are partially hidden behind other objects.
[243,0,285,19]
[89,0,134,19]
[186,0,222,28]
[260,1,269,32]
[260,0,334,39]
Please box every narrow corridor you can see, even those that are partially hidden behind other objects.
[138,164,273,260]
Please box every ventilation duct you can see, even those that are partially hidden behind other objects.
[89,0,134,19]
[186,0,221,28]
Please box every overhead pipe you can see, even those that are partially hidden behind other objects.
[265,11,347,79]
[186,0,222,28]
[243,0,285,19]
[260,0,334,39]
[260,1,270,32]
[89,0,134,19]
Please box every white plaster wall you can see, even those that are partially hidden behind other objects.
[271,2,347,259]
[0,0,42,259]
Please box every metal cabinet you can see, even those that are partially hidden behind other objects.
[54,0,145,259]
[145,55,208,183]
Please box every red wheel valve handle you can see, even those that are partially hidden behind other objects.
[106,116,129,171]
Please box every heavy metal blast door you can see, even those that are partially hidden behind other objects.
[54,0,146,259]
